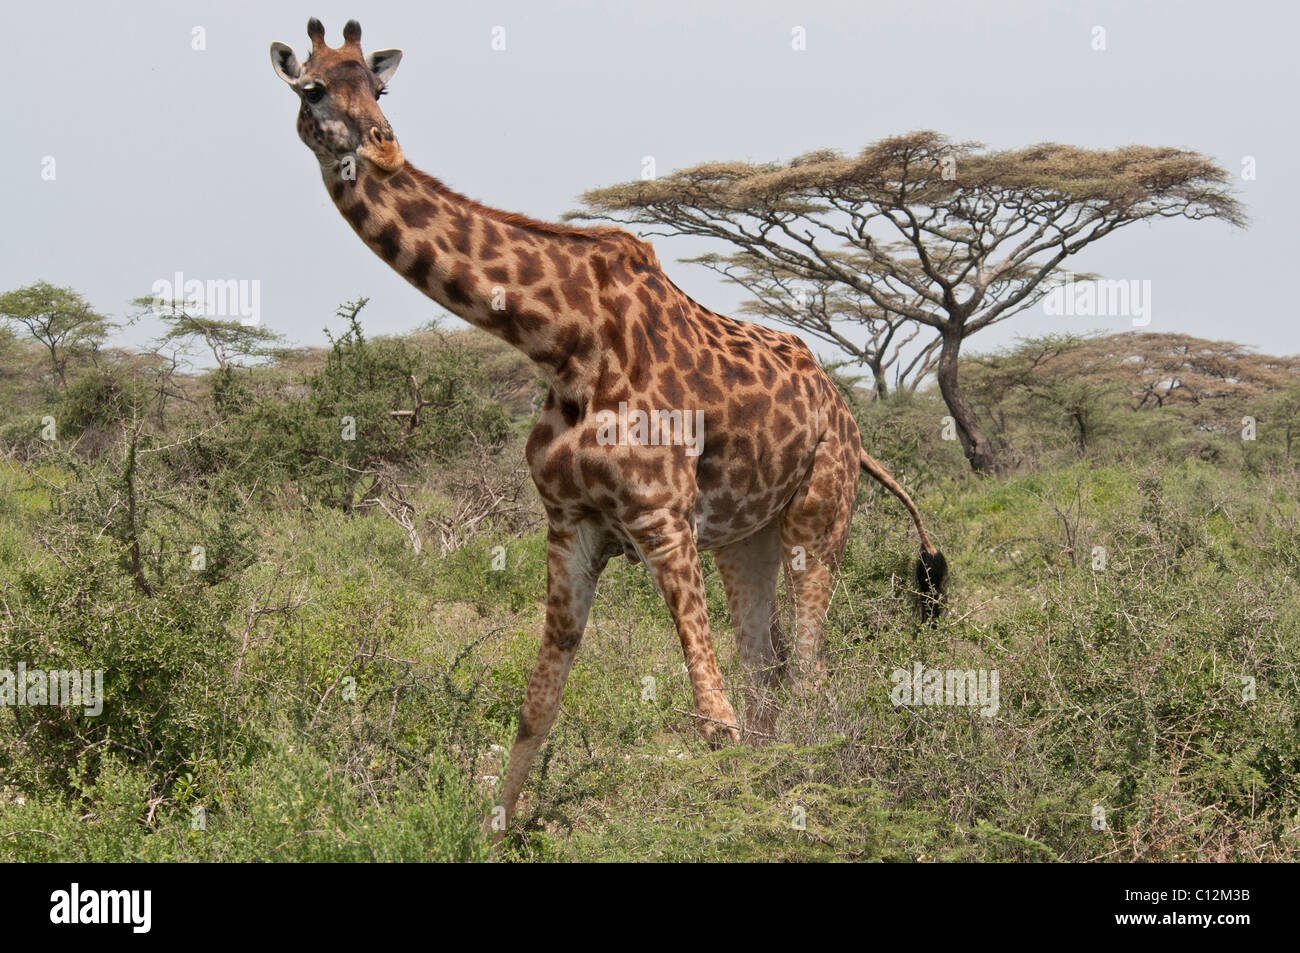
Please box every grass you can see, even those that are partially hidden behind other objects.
[1,323,1298,862]
[4,449,1296,862]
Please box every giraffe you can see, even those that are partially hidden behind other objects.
[270,18,946,834]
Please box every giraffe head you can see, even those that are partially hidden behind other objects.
[270,18,404,177]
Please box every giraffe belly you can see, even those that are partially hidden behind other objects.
[689,413,822,550]
[692,463,810,550]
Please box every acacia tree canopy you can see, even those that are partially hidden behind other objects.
[966,332,1300,462]
[573,131,1245,472]
[0,281,114,387]
[139,297,285,370]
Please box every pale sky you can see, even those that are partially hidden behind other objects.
[2,0,1295,369]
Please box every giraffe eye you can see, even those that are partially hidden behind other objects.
[376,86,388,100]
[302,82,325,104]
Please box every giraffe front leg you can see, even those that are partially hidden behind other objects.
[632,515,739,746]
[492,524,604,839]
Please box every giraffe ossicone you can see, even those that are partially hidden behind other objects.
[270,17,947,837]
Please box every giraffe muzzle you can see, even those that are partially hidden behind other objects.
[356,125,404,175]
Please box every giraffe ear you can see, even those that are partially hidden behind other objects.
[367,49,402,85]
[270,42,302,84]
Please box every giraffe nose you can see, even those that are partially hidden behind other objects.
[359,123,404,173]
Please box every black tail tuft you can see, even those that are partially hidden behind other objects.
[915,548,947,622]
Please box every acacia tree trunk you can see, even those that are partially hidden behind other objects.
[936,329,998,474]
[870,359,888,401]
[44,341,66,387]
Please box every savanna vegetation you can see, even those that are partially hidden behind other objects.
[1,284,1298,862]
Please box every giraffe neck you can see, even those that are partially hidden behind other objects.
[324,159,631,394]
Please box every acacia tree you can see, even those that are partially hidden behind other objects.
[145,300,285,371]
[138,297,286,419]
[966,333,1128,455]
[0,281,113,387]
[967,331,1300,454]
[1075,332,1300,413]
[574,131,1244,473]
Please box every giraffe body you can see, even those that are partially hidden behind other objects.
[271,19,944,834]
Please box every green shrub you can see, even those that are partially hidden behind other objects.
[182,306,511,509]
[0,741,490,862]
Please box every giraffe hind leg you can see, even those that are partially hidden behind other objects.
[778,439,857,688]
[714,521,785,740]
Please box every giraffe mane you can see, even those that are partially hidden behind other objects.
[402,164,660,269]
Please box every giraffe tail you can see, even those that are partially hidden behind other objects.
[859,449,947,620]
